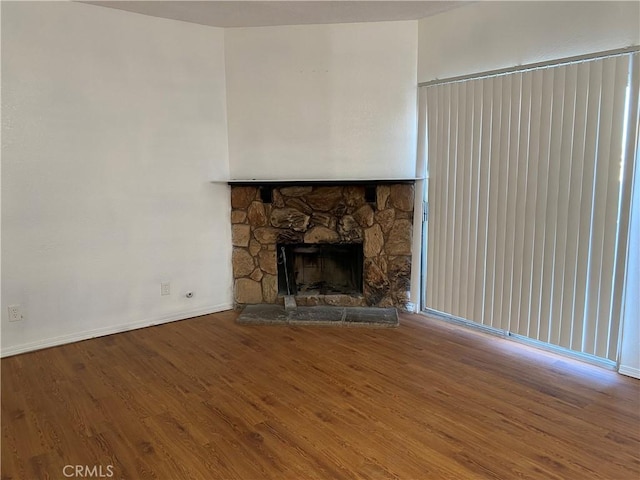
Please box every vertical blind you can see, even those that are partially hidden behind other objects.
[424,53,637,361]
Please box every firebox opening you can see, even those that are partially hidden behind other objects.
[277,243,363,296]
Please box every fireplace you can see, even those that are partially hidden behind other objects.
[229,181,414,310]
[277,243,364,296]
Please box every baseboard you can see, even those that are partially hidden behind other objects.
[0,303,233,358]
[618,365,640,379]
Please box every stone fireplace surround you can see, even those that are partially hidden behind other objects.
[230,181,414,311]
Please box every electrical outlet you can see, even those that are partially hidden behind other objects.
[8,305,23,322]
[161,282,170,296]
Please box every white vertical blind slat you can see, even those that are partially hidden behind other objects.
[540,67,566,343]
[611,53,640,360]
[585,58,616,355]
[484,76,502,327]
[435,85,448,310]
[452,82,466,318]
[530,68,554,340]
[474,80,492,324]
[468,80,483,321]
[435,86,446,310]
[510,72,530,334]
[560,61,590,350]
[597,56,629,358]
[426,87,438,309]
[518,69,543,337]
[574,60,603,352]
[445,84,458,314]
[493,74,512,330]
[459,81,473,319]
[503,74,522,332]
[550,64,578,347]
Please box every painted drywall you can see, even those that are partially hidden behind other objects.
[1,1,232,355]
[418,1,640,83]
[225,21,418,180]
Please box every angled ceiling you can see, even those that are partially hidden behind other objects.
[81,1,472,28]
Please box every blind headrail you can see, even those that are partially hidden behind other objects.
[419,45,640,88]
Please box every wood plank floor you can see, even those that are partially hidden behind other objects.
[2,311,639,479]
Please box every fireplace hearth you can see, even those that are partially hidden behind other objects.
[229,181,414,310]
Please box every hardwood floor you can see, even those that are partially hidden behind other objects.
[2,311,639,479]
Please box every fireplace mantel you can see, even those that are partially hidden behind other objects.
[227,178,420,187]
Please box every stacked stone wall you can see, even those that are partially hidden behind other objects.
[230,184,414,310]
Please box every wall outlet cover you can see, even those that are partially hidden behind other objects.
[8,305,23,322]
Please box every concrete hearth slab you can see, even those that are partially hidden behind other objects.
[237,304,398,327]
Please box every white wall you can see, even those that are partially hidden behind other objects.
[225,21,418,180]
[1,1,233,356]
[418,1,640,83]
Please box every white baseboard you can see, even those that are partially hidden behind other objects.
[618,365,640,379]
[0,303,233,358]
